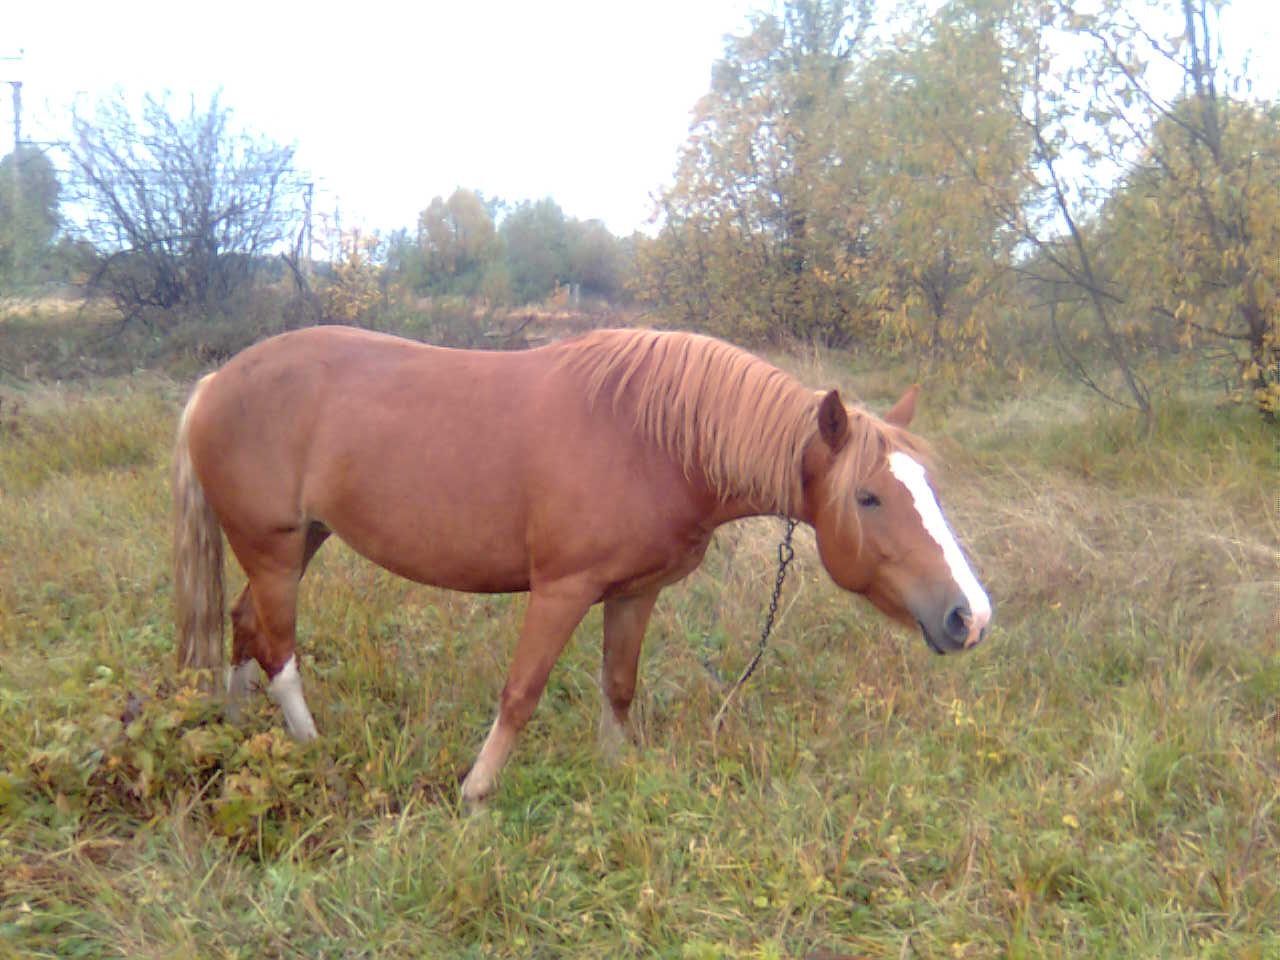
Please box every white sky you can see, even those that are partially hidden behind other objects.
[4,1,758,237]
[3,1,1277,239]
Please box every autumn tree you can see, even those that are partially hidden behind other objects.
[638,0,1027,355]
[920,0,1155,414]
[639,0,875,344]
[0,145,61,286]
[322,229,385,326]
[414,188,502,296]
[852,0,1029,357]
[1092,2,1279,415]
[937,0,1277,418]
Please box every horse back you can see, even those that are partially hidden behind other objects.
[185,327,713,597]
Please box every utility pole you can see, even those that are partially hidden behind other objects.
[7,80,18,148]
[3,49,25,280]
[2,49,22,150]
[304,181,313,265]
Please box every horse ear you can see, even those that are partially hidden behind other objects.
[817,389,848,452]
[884,385,919,428]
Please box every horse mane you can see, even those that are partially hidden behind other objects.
[555,329,924,515]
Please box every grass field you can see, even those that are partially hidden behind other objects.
[0,338,1276,958]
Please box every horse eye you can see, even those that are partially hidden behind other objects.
[856,491,881,508]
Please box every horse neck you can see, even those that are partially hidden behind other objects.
[708,429,849,529]
[704,452,814,528]
[707,494,791,528]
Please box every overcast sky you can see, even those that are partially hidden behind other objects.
[5,1,758,237]
[4,1,1277,239]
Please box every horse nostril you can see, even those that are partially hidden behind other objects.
[944,603,969,642]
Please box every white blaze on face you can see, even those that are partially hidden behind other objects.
[887,452,992,645]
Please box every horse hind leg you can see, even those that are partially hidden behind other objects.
[226,586,265,718]
[226,523,330,739]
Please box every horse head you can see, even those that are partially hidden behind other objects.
[803,386,991,654]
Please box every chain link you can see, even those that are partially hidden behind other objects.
[712,517,798,732]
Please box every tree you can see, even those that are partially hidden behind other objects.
[638,0,1030,355]
[929,0,1159,415]
[939,0,1279,418]
[567,218,625,301]
[323,229,385,326]
[65,91,305,322]
[638,0,876,344]
[500,198,572,302]
[851,0,1028,358]
[1092,2,1280,416]
[415,188,501,295]
[0,144,60,285]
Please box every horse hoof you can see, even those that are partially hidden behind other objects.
[458,766,493,808]
[599,729,640,766]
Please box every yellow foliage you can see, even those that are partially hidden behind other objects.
[1105,97,1279,416]
[634,0,1020,362]
[324,231,383,325]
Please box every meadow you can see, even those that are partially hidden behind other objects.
[0,320,1276,958]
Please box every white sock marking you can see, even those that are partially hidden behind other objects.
[599,702,628,759]
[888,452,992,641]
[267,655,318,741]
[462,715,508,803]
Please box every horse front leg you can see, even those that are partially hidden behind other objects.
[460,580,598,805]
[599,589,660,760]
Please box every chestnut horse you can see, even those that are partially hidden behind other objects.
[173,326,990,802]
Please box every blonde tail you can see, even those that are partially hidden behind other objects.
[173,374,225,679]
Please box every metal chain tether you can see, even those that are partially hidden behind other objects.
[712,517,798,733]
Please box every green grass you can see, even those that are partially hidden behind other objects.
[0,354,1276,958]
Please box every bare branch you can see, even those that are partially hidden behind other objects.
[64,90,305,325]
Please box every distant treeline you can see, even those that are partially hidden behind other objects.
[382,192,636,306]
[1,0,1276,416]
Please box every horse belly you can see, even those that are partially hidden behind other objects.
[344,529,532,594]
[602,537,713,598]
[310,465,533,594]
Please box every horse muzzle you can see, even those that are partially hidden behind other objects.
[919,599,990,655]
